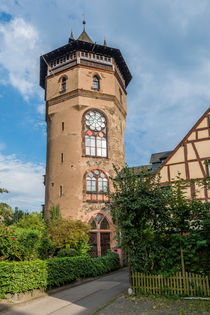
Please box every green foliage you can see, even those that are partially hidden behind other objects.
[0,252,120,296]
[0,226,42,261]
[38,232,56,260]
[91,250,120,275]
[14,212,46,233]
[0,260,47,296]
[0,225,55,261]
[167,175,210,232]
[48,218,90,252]
[49,204,61,221]
[57,248,79,257]
[109,165,210,275]
[0,188,8,194]
[0,203,13,225]
[12,207,25,224]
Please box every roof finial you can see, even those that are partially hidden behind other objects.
[82,13,86,31]
[70,29,74,40]
[104,38,107,46]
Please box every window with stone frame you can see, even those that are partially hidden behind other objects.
[83,110,107,158]
[59,75,68,92]
[61,77,66,91]
[93,75,100,90]
[84,169,109,202]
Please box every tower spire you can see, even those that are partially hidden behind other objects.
[69,30,74,41]
[77,16,93,43]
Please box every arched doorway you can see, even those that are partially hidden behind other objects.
[88,213,112,257]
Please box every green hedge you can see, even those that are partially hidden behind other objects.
[0,252,120,296]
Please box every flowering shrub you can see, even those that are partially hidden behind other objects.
[0,225,54,261]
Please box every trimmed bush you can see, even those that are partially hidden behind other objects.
[0,252,120,297]
[0,260,47,296]
[57,248,79,257]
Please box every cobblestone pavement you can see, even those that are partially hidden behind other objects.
[97,295,210,315]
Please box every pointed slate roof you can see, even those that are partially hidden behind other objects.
[77,30,93,43]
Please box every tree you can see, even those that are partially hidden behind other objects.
[108,166,210,275]
[0,203,13,225]
[0,188,13,225]
[47,217,90,254]
[15,212,46,233]
[108,165,171,273]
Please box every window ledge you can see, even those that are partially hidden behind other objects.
[91,87,100,91]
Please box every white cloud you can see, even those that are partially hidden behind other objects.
[37,104,45,115]
[0,0,210,171]
[0,153,45,211]
[0,17,43,100]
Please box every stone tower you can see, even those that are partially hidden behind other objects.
[40,26,132,256]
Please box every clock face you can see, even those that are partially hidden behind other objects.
[85,111,106,131]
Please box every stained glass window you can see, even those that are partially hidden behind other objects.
[83,110,107,158]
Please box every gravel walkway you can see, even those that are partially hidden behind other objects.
[96,295,210,315]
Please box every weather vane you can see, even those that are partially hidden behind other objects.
[82,13,86,30]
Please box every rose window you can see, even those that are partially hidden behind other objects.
[85,112,106,131]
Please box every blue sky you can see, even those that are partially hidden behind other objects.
[0,0,210,211]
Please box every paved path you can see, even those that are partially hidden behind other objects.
[0,269,129,315]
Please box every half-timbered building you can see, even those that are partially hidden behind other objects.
[155,107,210,201]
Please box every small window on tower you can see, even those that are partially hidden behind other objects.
[61,153,63,163]
[61,77,66,91]
[119,88,122,103]
[62,122,64,131]
[59,185,63,197]
[93,76,99,90]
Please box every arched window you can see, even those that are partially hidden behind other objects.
[93,76,99,90]
[83,110,107,158]
[61,77,66,91]
[86,170,108,194]
[84,169,109,202]
[88,213,111,257]
[58,75,68,92]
